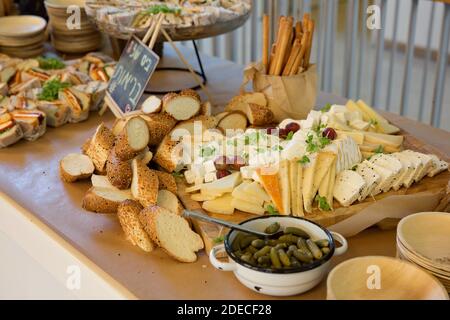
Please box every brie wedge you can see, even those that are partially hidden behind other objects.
[333,170,366,207]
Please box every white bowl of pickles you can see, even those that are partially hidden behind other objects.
[209,216,348,296]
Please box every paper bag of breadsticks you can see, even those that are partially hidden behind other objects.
[240,62,317,122]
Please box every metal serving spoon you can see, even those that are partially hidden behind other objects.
[183,210,284,239]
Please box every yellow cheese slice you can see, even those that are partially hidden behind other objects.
[302,158,317,213]
[279,160,290,215]
[202,194,235,215]
[296,162,304,216]
[327,160,336,209]
[258,170,284,214]
[313,152,337,195]
[289,160,298,216]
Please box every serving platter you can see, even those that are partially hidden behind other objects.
[178,128,450,253]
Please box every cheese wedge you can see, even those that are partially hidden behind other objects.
[333,170,366,207]
[231,198,265,215]
[242,181,271,203]
[428,155,449,177]
[363,131,404,148]
[202,194,235,215]
[402,150,432,182]
[313,152,336,197]
[200,172,242,197]
[397,151,423,187]
[185,184,203,193]
[355,100,400,134]
[327,160,336,209]
[191,193,218,202]
[289,160,299,216]
[295,162,304,216]
[336,130,364,145]
[231,181,264,206]
[318,167,331,211]
[302,157,317,213]
[279,160,291,215]
[355,162,381,201]
[258,170,284,213]
[369,154,403,192]
[363,160,395,195]
[391,153,415,190]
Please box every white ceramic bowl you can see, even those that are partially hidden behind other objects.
[209,216,348,296]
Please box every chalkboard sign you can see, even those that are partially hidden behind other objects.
[106,35,159,118]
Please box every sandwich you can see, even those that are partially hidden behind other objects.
[11,109,47,141]
[0,109,23,148]
[59,87,91,123]
[9,77,41,95]
[73,81,108,111]
[36,100,71,127]
[22,67,51,82]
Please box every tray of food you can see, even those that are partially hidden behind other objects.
[59,88,449,260]
[0,52,116,148]
[85,0,251,40]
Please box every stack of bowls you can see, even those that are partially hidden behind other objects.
[45,0,102,53]
[397,212,450,292]
[0,15,47,58]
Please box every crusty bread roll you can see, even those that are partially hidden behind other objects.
[106,149,132,190]
[162,91,201,121]
[60,153,95,183]
[140,113,177,146]
[117,200,155,252]
[139,206,204,263]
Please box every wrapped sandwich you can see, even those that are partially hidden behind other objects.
[11,109,46,141]
[59,87,91,123]
[73,81,108,111]
[36,100,71,128]
[0,108,23,148]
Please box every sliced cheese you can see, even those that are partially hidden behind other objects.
[289,160,298,216]
[313,152,336,196]
[295,162,304,216]
[191,193,218,202]
[336,130,365,145]
[398,151,423,187]
[369,154,402,192]
[355,162,381,201]
[279,160,291,215]
[402,150,433,182]
[355,100,400,134]
[428,155,449,177]
[391,152,415,190]
[231,198,265,215]
[333,170,366,207]
[242,181,271,203]
[318,167,331,211]
[231,181,264,206]
[363,160,395,195]
[258,170,284,213]
[185,184,203,193]
[302,157,317,213]
[363,131,404,148]
[327,159,336,209]
[202,194,235,215]
[200,172,242,197]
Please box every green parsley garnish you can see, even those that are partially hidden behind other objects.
[38,79,71,101]
[369,119,378,126]
[321,103,332,113]
[315,195,331,211]
[273,145,283,151]
[213,236,224,244]
[285,131,294,141]
[298,155,310,165]
[318,136,331,148]
[144,4,181,15]
[38,57,66,70]
[374,145,384,154]
[266,204,278,216]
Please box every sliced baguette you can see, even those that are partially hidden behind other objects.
[135,147,153,165]
[151,169,177,194]
[139,206,204,262]
[153,138,181,173]
[141,95,161,114]
[157,189,183,215]
[86,123,115,173]
[60,153,95,183]
[82,187,132,214]
[225,101,274,126]
[131,159,159,207]
[163,91,201,121]
[215,112,229,123]
[200,101,212,116]
[114,116,150,161]
[217,112,248,132]
[141,113,177,146]
[106,149,132,190]
[228,93,267,107]
[117,200,155,252]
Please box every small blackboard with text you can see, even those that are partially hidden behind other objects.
[106,35,159,118]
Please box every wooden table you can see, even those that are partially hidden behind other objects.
[0,45,449,299]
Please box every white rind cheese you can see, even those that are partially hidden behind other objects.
[333,170,366,207]
[368,154,402,192]
[355,162,381,201]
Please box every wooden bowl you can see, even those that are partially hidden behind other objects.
[327,256,449,300]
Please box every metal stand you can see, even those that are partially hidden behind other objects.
[145,40,207,95]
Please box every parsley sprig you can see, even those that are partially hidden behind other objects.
[38,57,65,70]
[316,195,331,211]
[266,205,279,215]
[38,79,71,101]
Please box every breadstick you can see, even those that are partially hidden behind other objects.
[283,26,295,67]
[295,21,303,40]
[289,32,308,76]
[282,39,301,76]
[303,19,315,69]
[268,43,276,73]
[262,15,270,72]
[269,16,286,75]
[271,17,293,76]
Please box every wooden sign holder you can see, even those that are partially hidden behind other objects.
[103,13,213,118]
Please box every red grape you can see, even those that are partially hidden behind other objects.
[216,170,232,179]
[214,156,229,171]
[285,122,300,133]
[278,128,288,139]
[322,127,337,140]
[266,127,278,135]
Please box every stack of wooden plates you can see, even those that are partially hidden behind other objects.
[45,0,101,53]
[397,212,450,292]
[0,15,47,58]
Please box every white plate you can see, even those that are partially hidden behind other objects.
[0,15,47,37]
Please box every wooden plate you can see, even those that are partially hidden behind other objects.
[327,256,449,300]
[0,15,47,37]
[397,212,450,271]
[45,0,86,9]
[0,32,45,47]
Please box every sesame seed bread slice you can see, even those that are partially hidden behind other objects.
[82,187,133,214]
[151,169,177,194]
[139,206,204,263]
[85,123,115,174]
[117,200,155,252]
[131,159,159,207]
[114,116,150,161]
[162,91,201,121]
[157,189,184,216]
[140,113,177,146]
[60,153,95,183]
[106,149,132,190]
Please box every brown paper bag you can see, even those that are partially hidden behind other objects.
[240,62,317,122]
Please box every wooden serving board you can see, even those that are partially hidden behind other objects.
[177,129,450,253]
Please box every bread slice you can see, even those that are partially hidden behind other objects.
[106,149,132,190]
[117,200,155,252]
[228,92,267,107]
[153,137,181,173]
[85,123,115,173]
[131,159,159,207]
[82,187,133,214]
[139,206,204,262]
[114,116,150,161]
[162,91,201,121]
[135,147,153,165]
[157,189,183,215]
[217,112,248,132]
[141,113,177,146]
[60,153,95,183]
[200,101,212,116]
[141,95,161,114]
[151,169,177,194]
[81,138,91,154]
[225,100,274,126]
[215,112,229,123]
